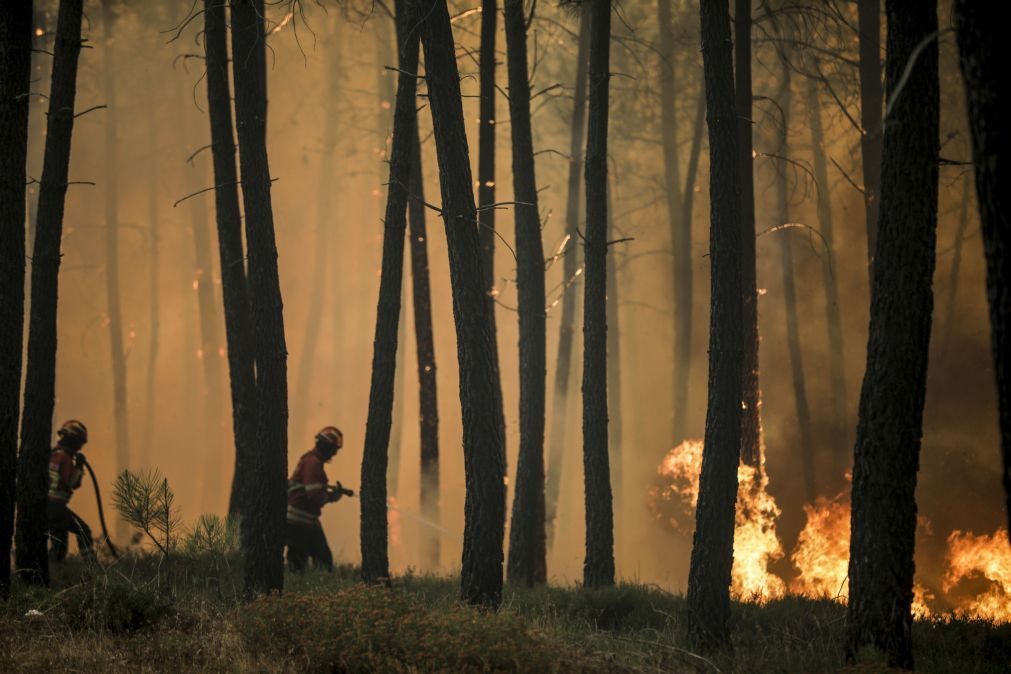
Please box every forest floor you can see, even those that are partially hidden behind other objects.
[1,553,1009,673]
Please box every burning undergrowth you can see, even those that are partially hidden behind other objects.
[648,439,1011,622]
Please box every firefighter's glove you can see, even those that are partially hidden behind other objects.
[328,484,345,503]
[73,452,86,468]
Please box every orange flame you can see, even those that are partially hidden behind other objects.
[943,529,1011,622]
[790,493,850,599]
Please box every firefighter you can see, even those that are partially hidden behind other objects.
[285,426,350,572]
[47,419,95,561]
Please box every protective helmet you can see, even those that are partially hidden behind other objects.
[57,419,89,445]
[315,426,343,451]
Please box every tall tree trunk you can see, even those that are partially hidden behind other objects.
[360,0,420,585]
[478,0,497,310]
[409,126,440,570]
[806,77,847,448]
[141,99,160,464]
[545,6,589,548]
[204,0,256,520]
[845,1,938,666]
[735,0,761,469]
[582,0,614,590]
[858,0,883,274]
[953,1,1011,542]
[15,0,83,586]
[292,19,340,449]
[230,0,288,598]
[102,0,131,512]
[686,0,744,651]
[0,0,33,599]
[415,0,507,607]
[775,63,815,503]
[504,0,547,587]
[657,0,689,445]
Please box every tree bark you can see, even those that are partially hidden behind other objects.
[582,0,614,590]
[858,0,883,275]
[0,0,33,599]
[204,0,256,520]
[774,62,815,503]
[806,77,847,446]
[414,0,507,607]
[845,1,938,666]
[102,0,131,515]
[545,5,589,548]
[478,0,497,308]
[504,0,547,587]
[409,125,440,570]
[15,0,83,586]
[360,0,420,585]
[686,0,744,651]
[953,0,1011,543]
[735,0,761,469]
[230,0,288,598]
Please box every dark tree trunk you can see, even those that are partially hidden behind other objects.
[845,1,938,666]
[953,0,1011,543]
[102,0,131,510]
[504,0,547,587]
[581,0,614,590]
[858,0,883,274]
[15,0,83,587]
[774,63,815,503]
[686,0,744,651]
[0,0,33,599]
[230,0,288,598]
[478,0,497,308]
[735,0,761,469]
[545,6,589,547]
[204,0,256,520]
[806,77,847,449]
[409,126,440,570]
[415,0,507,607]
[360,0,420,585]
[293,18,340,451]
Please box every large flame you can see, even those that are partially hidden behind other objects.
[651,440,1011,623]
[943,529,1011,622]
[652,440,785,602]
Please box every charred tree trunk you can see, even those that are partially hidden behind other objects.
[360,0,420,585]
[735,0,761,469]
[204,0,256,519]
[845,1,938,666]
[504,0,547,587]
[102,0,131,504]
[15,0,83,586]
[292,19,340,450]
[545,6,589,547]
[806,78,847,447]
[0,0,33,599]
[410,126,440,570]
[858,0,883,274]
[415,0,507,607]
[582,0,614,590]
[230,0,288,598]
[686,0,744,650]
[774,63,815,503]
[953,1,1011,543]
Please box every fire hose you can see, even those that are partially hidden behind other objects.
[78,454,120,559]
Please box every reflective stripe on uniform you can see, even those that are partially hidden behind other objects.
[303,482,325,492]
[287,505,318,526]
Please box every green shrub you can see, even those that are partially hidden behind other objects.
[54,573,174,633]
[235,584,604,672]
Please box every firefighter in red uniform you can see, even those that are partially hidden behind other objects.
[285,426,351,572]
[47,420,95,561]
